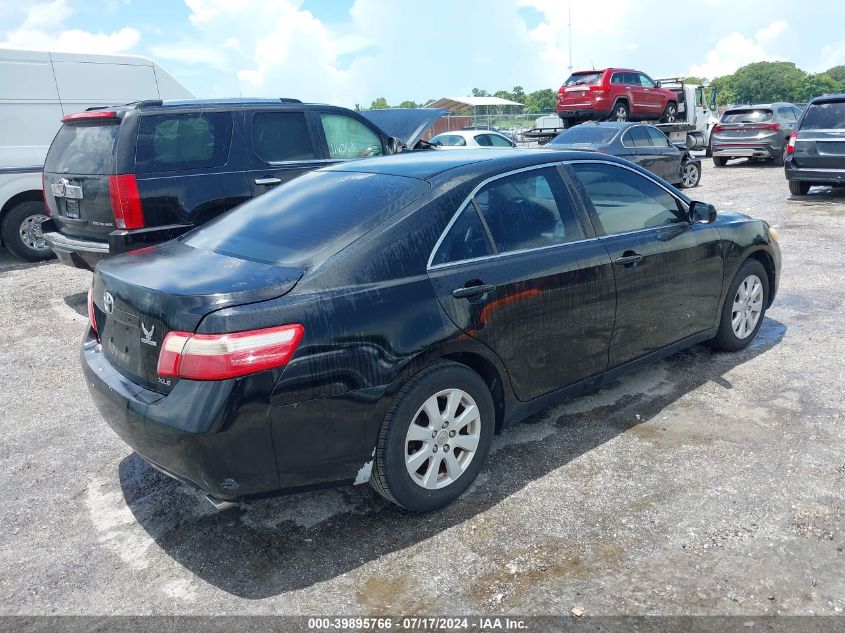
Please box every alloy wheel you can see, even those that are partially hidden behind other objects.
[681,163,699,187]
[404,388,482,490]
[18,213,49,251]
[614,105,628,121]
[731,274,764,339]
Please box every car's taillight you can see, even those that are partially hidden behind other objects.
[108,174,144,230]
[41,172,51,216]
[157,324,304,380]
[712,124,724,133]
[787,130,798,154]
[87,287,98,336]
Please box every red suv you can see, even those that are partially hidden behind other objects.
[557,68,678,126]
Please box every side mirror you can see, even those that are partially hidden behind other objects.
[387,136,401,154]
[655,80,662,88]
[689,201,717,223]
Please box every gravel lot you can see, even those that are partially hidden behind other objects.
[0,159,843,618]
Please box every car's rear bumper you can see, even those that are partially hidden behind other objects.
[711,142,779,159]
[82,329,396,499]
[42,227,108,271]
[784,161,845,184]
[556,108,612,120]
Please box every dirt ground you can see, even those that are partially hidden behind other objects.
[0,158,843,617]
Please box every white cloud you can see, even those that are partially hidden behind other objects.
[0,0,140,54]
[816,41,845,72]
[688,20,790,79]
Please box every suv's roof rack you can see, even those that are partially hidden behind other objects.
[131,100,164,108]
[279,98,302,103]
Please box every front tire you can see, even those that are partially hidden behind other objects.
[370,362,495,512]
[711,259,769,352]
[788,180,810,196]
[0,200,54,262]
[679,161,701,188]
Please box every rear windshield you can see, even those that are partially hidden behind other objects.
[135,112,233,174]
[564,72,602,86]
[721,109,773,123]
[800,101,845,130]
[44,123,119,175]
[184,171,430,265]
[550,125,618,145]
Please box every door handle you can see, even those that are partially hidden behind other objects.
[614,253,644,266]
[452,283,496,299]
[254,177,282,186]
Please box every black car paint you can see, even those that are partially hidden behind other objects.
[83,149,780,501]
[42,100,407,270]
[548,122,699,185]
[785,94,845,187]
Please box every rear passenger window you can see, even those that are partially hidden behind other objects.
[136,112,233,173]
[623,127,651,147]
[645,127,671,147]
[251,112,317,163]
[431,205,493,266]
[320,113,383,159]
[474,168,585,253]
[777,107,796,122]
[474,134,493,147]
[571,163,683,235]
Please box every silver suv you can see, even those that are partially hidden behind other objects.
[711,103,802,167]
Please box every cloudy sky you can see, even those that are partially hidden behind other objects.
[1,0,843,107]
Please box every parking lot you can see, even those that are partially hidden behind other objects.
[0,159,843,616]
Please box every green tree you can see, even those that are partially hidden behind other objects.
[798,73,839,101]
[471,88,490,97]
[397,100,420,109]
[824,65,845,83]
[511,85,526,104]
[493,89,513,102]
[369,97,389,109]
[524,88,556,114]
[716,61,805,105]
[683,76,706,85]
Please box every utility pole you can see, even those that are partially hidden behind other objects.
[568,2,573,73]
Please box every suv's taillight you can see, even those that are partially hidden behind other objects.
[108,174,144,230]
[87,287,98,336]
[712,124,724,133]
[787,130,798,155]
[157,324,304,380]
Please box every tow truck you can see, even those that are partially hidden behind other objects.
[523,77,719,152]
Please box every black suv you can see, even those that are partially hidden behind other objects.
[785,93,845,195]
[41,99,443,269]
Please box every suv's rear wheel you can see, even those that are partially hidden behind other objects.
[1,201,54,262]
[773,141,787,167]
[788,180,811,196]
[610,101,629,122]
[370,362,495,512]
[661,102,678,123]
[713,156,728,167]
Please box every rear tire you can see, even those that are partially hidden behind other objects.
[713,156,728,167]
[711,259,769,352]
[370,362,495,512]
[705,137,713,157]
[1,200,54,262]
[773,142,787,167]
[788,180,811,196]
[610,101,629,122]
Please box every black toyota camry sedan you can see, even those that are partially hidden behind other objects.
[83,149,781,512]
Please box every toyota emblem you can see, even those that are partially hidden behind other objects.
[102,291,114,315]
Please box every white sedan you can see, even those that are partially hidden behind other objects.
[430,130,516,149]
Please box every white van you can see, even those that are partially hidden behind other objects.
[0,48,193,261]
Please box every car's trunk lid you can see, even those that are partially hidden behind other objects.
[43,119,123,241]
[792,100,845,169]
[92,240,304,394]
[714,109,777,141]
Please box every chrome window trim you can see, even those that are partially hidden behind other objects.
[426,158,690,272]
